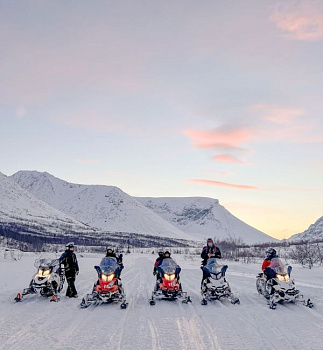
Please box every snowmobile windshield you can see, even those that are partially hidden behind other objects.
[34,253,59,269]
[268,258,287,274]
[205,258,222,274]
[160,258,178,274]
[100,257,119,275]
[205,258,223,279]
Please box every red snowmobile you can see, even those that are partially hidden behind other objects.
[150,258,191,305]
[80,257,127,309]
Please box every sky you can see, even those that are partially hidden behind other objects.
[1,0,322,240]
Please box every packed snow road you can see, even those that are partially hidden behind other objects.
[1,252,323,350]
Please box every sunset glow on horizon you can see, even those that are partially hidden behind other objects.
[1,0,322,239]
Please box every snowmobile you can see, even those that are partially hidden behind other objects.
[14,253,64,302]
[149,258,191,305]
[256,258,313,309]
[80,257,127,309]
[200,258,240,305]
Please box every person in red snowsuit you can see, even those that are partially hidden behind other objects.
[262,248,278,279]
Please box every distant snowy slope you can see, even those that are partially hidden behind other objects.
[136,197,276,244]
[0,172,95,234]
[11,171,191,240]
[289,216,323,241]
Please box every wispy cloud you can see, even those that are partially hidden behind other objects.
[189,179,322,192]
[189,179,258,190]
[184,127,253,149]
[251,103,322,143]
[212,154,247,164]
[252,104,305,125]
[77,158,97,163]
[270,2,323,41]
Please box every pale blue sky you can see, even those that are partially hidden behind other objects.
[1,0,322,239]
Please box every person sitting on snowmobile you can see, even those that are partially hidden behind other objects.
[59,242,79,298]
[154,251,181,282]
[262,248,278,280]
[105,248,123,278]
[201,238,221,284]
[153,251,165,277]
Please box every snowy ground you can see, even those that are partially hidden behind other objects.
[1,251,323,350]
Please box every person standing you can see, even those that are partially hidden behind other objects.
[59,242,79,298]
[200,238,221,286]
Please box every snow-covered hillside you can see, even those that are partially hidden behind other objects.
[289,216,323,241]
[1,251,322,350]
[137,197,276,244]
[11,171,191,240]
[0,172,95,235]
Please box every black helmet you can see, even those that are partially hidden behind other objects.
[164,250,171,257]
[66,242,75,249]
[106,248,114,254]
[266,248,277,258]
[158,251,164,257]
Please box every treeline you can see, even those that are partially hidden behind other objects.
[0,222,195,252]
[213,238,323,268]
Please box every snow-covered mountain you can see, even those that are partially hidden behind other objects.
[136,197,276,244]
[11,171,276,244]
[289,216,323,241]
[11,171,191,240]
[0,172,95,235]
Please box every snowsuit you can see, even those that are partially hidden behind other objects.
[262,257,277,279]
[154,256,181,281]
[59,250,79,297]
[201,245,221,282]
[106,252,124,278]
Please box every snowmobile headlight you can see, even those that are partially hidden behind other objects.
[36,269,50,278]
[277,274,289,282]
[164,273,175,281]
[102,273,114,282]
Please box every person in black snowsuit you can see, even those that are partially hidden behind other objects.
[59,242,79,298]
[201,238,221,285]
[105,248,123,278]
[153,251,181,284]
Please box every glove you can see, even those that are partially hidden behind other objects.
[153,271,156,276]
[76,271,79,276]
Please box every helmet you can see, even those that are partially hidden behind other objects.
[158,251,164,257]
[266,248,277,258]
[106,248,114,254]
[164,250,171,257]
[66,242,75,249]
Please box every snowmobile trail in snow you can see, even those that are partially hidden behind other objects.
[1,253,323,350]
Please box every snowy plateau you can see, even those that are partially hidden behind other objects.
[1,250,323,350]
[10,171,276,244]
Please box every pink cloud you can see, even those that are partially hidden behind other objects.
[184,127,254,149]
[251,103,322,143]
[189,179,258,190]
[252,104,305,125]
[191,143,246,151]
[212,154,247,164]
[270,3,323,41]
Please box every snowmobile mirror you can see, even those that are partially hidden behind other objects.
[221,265,228,276]
[94,265,102,277]
[287,265,292,277]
